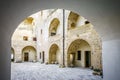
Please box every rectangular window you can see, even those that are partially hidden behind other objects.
[23,36,28,41]
[51,32,56,36]
[77,51,81,60]
[33,37,37,41]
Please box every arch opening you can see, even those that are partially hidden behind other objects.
[49,44,60,64]
[68,12,79,30]
[49,18,60,36]
[22,46,36,62]
[67,39,92,68]
[10,9,103,80]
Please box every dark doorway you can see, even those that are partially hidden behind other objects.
[77,51,81,60]
[24,53,29,61]
[12,54,14,62]
[42,51,45,63]
[85,51,91,67]
[11,53,14,62]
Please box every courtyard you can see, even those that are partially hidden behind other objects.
[11,62,102,80]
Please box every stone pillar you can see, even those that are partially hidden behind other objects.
[15,54,22,62]
[14,47,22,62]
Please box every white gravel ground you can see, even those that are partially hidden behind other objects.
[11,62,102,80]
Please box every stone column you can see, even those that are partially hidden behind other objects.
[14,47,22,62]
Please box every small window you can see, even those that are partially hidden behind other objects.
[23,36,28,41]
[51,32,56,36]
[85,21,90,24]
[71,23,76,28]
[33,37,37,41]
[77,51,81,60]
[41,29,42,34]
[40,52,41,59]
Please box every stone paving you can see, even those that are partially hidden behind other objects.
[11,62,102,80]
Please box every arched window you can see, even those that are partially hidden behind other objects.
[24,17,34,24]
[49,18,60,36]
[68,12,79,30]
[23,36,28,41]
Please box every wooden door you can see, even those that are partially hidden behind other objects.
[24,53,29,61]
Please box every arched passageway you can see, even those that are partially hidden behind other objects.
[22,46,36,62]
[49,44,60,64]
[67,39,92,68]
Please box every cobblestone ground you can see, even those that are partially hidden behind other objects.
[11,62,102,80]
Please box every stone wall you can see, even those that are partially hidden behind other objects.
[12,9,102,70]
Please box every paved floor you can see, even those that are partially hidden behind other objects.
[11,62,102,80]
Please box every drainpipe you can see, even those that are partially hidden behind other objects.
[62,9,65,67]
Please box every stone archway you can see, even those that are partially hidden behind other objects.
[49,44,60,64]
[67,39,92,68]
[22,46,36,62]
